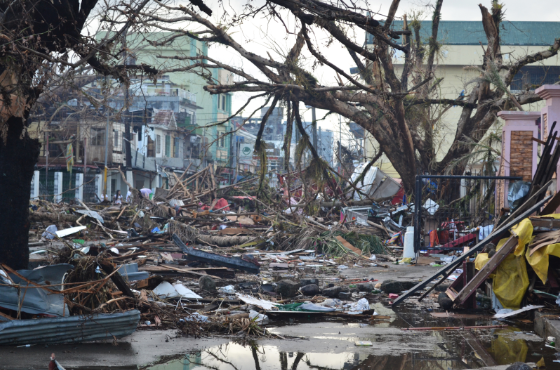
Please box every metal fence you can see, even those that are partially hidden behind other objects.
[413,174,522,252]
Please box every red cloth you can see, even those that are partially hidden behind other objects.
[429,230,440,247]
[49,360,57,370]
[212,198,230,211]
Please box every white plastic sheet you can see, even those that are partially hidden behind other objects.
[236,293,278,310]
[153,281,201,299]
[249,310,269,324]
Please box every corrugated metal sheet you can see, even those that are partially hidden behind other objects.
[0,310,140,346]
[368,21,560,46]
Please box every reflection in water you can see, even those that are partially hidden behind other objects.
[144,340,475,370]
[143,327,558,370]
[139,302,559,370]
[488,327,529,365]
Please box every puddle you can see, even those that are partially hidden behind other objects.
[138,334,560,370]
[46,302,560,369]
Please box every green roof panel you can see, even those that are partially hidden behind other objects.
[367,21,560,46]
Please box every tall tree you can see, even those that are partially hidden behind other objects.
[141,0,559,194]
[0,0,210,269]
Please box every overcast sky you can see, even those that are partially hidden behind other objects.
[191,0,560,145]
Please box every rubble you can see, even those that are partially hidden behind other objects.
[10,150,560,364]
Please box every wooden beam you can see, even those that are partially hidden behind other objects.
[392,194,550,307]
[453,236,518,305]
[530,217,560,230]
[335,235,363,256]
[540,190,560,215]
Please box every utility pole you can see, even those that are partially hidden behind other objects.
[338,114,342,172]
[123,29,132,169]
[104,76,110,201]
[311,106,317,150]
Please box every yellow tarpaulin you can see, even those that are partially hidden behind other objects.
[525,214,560,284]
[488,328,528,365]
[473,219,532,309]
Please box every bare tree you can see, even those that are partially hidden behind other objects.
[138,0,559,194]
[0,0,214,268]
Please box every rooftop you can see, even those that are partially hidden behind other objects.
[367,21,560,46]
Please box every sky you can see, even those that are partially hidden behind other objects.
[190,0,560,146]
[86,0,560,148]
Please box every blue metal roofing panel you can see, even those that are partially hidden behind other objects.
[0,310,140,346]
[367,21,560,46]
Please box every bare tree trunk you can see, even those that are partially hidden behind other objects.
[0,117,40,269]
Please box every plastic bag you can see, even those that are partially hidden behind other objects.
[184,312,208,322]
[218,285,236,294]
[249,310,269,324]
[347,298,370,314]
[42,225,57,239]
[322,298,342,308]
[508,181,530,210]
[300,303,336,312]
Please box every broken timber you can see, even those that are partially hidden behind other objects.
[335,236,363,256]
[392,194,551,307]
[452,236,518,306]
[172,234,260,274]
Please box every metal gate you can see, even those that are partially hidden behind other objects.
[413,174,522,252]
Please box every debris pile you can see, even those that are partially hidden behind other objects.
[6,165,420,345]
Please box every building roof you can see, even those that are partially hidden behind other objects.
[367,21,560,46]
[151,109,177,128]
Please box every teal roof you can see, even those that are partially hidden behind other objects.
[367,21,560,46]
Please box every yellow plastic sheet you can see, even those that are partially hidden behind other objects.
[510,218,533,256]
[526,243,560,284]
[474,219,533,309]
[488,328,528,365]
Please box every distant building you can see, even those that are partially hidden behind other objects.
[285,121,334,167]
[96,31,234,167]
[363,21,560,178]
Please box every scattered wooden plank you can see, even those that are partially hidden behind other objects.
[530,217,560,230]
[453,236,518,305]
[392,195,550,307]
[335,236,362,256]
[541,190,560,215]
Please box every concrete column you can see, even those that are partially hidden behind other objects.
[126,170,134,191]
[95,174,103,202]
[54,172,63,203]
[536,85,560,204]
[30,170,40,200]
[75,173,84,201]
[106,173,112,200]
[496,111,540,211]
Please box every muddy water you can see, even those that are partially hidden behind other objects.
[138,302,560,370]
[64,301,560,370]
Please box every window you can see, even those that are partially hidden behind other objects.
[173,137,180,158]
[510,66,560,92]
[91,128,105,146]
[221,95,226,111]
[165,135,171,157]
[218,132,225,148]
[113,130,119,148]
[147,136,155,157]
[156,135,161,154]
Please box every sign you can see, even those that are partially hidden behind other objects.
[239,143,254,159]
[65,144,74,172]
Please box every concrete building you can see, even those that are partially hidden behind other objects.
[363,21,560,177]
[96,32,234,167]
[286,121,334,168]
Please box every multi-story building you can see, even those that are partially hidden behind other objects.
[363,21,560,177]
[96,31,234,167]
[286,120,334,168]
